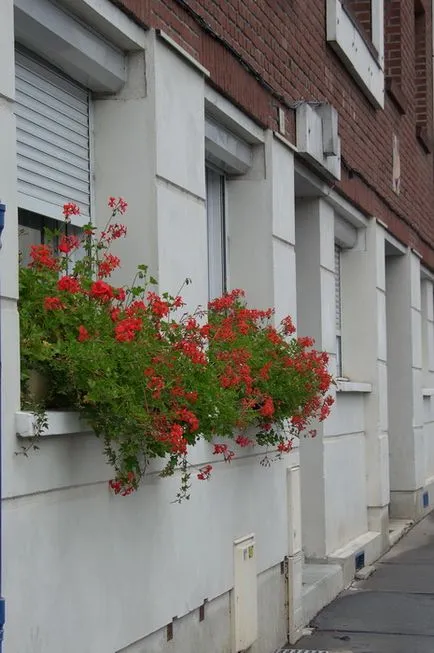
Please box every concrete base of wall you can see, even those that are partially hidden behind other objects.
[390,478,434,521]
[388,519,414,546]
[326,530,384,588]
[116,563,287,653]
[302,562,343,628]
[367,505,390,552]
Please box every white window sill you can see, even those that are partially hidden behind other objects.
[423,388,434,397]
[16,411,92,438]
[326,0,384,109]
[336,380,372,394]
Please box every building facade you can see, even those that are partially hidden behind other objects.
[1,0,434,651]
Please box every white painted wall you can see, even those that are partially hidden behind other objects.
[2,2,433,652]
[295,198,370,558]
[340,222,390,539]
[1,11,299,652]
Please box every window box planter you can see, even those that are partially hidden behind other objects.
[15,410,92,439]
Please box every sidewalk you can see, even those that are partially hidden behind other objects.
[290,512,434,653]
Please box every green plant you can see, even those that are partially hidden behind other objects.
[19,199,334,500]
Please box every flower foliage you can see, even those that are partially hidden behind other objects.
[19,199,334,500]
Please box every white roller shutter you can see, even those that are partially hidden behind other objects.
[15,50,91,223]
[335,243,342,332]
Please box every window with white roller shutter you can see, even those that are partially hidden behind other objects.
[335,243,343,377]
[15,48,91,226]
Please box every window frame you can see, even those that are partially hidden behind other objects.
[206,166,228,301]
[335,242,344,378]
[326,0,384,109]
[15,47,94,228]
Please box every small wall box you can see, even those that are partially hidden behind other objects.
[233,534,258,652]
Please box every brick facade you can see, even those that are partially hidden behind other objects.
[113,0,434,267]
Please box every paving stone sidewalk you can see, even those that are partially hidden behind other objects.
[293,512,434,653]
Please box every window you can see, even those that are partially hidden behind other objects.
[414,1,431,152]
[15,49,91,225]
[206,167,227,300]
[335,244,343,377]
[16,49,92,269]
[344,0,372,42]
[18,208,83,268]
[327,0,384,108]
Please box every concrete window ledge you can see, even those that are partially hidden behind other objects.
[422,388,434,397]
[15,410,92,438]
[336,380,372,394]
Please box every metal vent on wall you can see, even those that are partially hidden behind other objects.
[15,49,91,221]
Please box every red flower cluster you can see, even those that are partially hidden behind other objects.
[58,234,80,254]
[147,292,170,318]
[57,275,81,294]
[101,223,127,244]
[63,202,80,221]
[277,440,293,453]
[176,408,199,432]
[109,471,136,496]
[77,325,90,342]
[212,443,235,462]
[44,297,64,311]
[160,423,188,455]
[114,317,142,342]
[90,280,114,303]
[108,196,128,215]
[235,435,253,447]
[97,253,121,278]
[30,244,58,270]
[197,464,213,480]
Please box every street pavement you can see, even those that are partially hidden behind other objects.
[294,511,434,652]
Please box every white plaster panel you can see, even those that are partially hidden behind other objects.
[271,138,295,245]
[93,89,158,289]
[423,413,434,481]
[324,434,368,553]
[366,432,390,507]
[424,395,434,423]
[410,253,421,309]
[414,425,426,487]
[323,392,365,437]
[320,267,337,353]
[295,200,322,343]
[0,0,14,100]
[227,176,273,309]
[156,182,208,311]
[4,459,288,653]
[375,226,386,291]
[320,201,335,272]
[272,239,297,325]
[0,101,19,300]
[377,289,387,362]
[411,308,423,370]
[427,321,434,373]
[421,279,434,321]
[154,40,205,198]
[413,367,424,428]
[377,360,388,431]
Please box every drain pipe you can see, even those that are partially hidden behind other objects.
[0,200,6,650]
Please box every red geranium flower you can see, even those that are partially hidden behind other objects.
[90,280,114,303]
[43,297,64,311]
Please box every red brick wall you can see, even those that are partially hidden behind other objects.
[112,0,434,268]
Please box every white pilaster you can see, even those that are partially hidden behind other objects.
[387,250,426,517]
[295,198,335,558]
[340,222,390,540]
